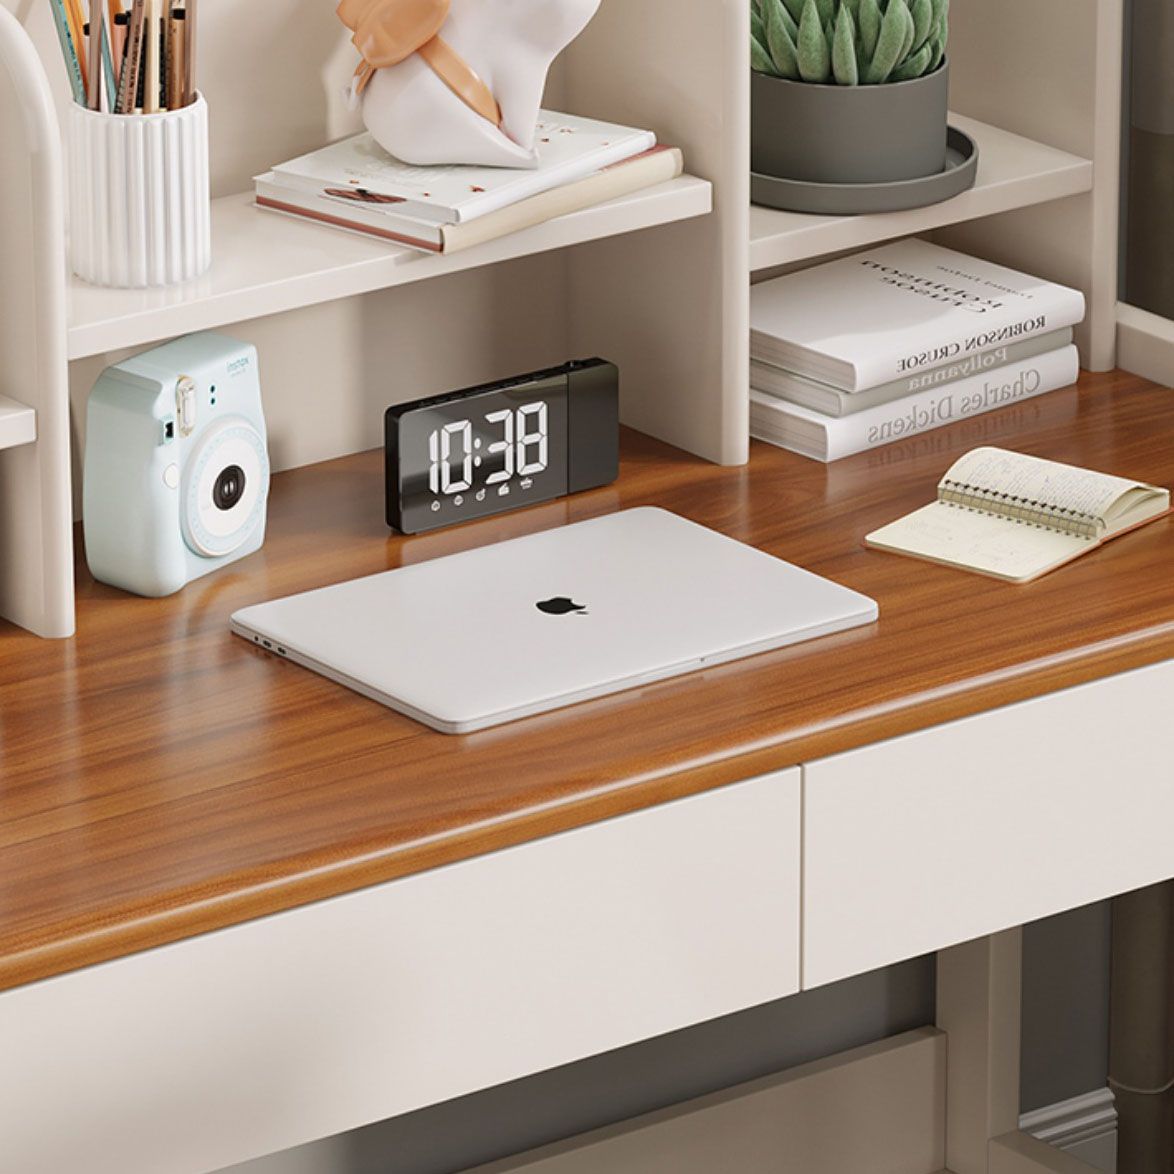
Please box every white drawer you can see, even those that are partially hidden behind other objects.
[802,659,1174,989]
[0,769,800,1174]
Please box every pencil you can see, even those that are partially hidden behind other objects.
[167,8,185,111]
[98,9,118,109]
[87,5,104,110]
[157,11,167,108]
[142,0,159,113]
[112,9,128,76]
[116,0,144,114]
[183,0,195,105]
[48,0,87,103]
[65,0,89,93]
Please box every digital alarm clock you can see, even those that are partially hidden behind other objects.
[384,359,619,534]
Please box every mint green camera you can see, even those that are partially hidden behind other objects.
[84,333,270,597]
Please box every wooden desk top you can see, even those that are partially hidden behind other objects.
[2,371,1172,992]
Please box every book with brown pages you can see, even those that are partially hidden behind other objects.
[255,146,684,255]
[865,446,1170,582]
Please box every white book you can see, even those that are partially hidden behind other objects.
[267,111,656,225]
[750,240,1086,392]
[866,446,1169,582]
[750,346,1080,463]
[750,329,1073,417]
[255,148,684,255]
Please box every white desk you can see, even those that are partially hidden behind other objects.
[2,376,1172,1174]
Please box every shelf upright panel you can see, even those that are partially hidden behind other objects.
[0,8,74,637]
[562,0,751,466]
[942,0,1124,370]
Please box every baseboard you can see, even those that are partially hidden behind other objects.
[1020,1088,1117,1174]
[1117,302,1174,389]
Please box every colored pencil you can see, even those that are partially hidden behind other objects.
[103,1,123,107]
[116,0,145,113]
[87,5,104,110]
[167,8,185,111]
[48,0,87,103]
[183,0,195,105]
[98,10,118,109]
[112,9,128,75]
[142,0,159,113]
[64,0,89,93]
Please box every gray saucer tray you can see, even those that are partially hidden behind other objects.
[751,126,979,216]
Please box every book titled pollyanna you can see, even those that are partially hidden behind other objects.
[265,111,656,226]
[751,328,1073,418]
[751,346,1079,463]
[750,241,1086,393]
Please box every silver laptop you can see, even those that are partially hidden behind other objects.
[230,508,877,734]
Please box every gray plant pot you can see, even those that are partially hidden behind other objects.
[751,61,949,186]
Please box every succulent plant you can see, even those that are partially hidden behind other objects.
[752,0,948,86]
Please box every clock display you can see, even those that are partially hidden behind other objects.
[390,374,569,532]
[385,359,618,535]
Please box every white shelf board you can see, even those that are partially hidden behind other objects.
[0,395,36,450]
[67,176,712,361]
[749,114,1093,273]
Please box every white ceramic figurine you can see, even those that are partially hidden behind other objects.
[337,0,601,168]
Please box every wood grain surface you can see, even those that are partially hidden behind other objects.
[2,370,1172,991]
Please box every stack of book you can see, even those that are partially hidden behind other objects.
[255,111,683,256]
[749,241,1086,462]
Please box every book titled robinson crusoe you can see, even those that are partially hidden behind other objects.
[751,346,1079,463]
[750,240,1086,393]
[866,446,1170,582]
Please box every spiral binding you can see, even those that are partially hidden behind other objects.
[939,478,1103,539]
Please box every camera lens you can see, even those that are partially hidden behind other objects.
[212,464,246,511]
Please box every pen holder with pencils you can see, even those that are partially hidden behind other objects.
[68,92,211,288]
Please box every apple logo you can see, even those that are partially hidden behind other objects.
[536,596,587,616]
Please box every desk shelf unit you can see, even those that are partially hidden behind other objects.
[0,0,1124,638]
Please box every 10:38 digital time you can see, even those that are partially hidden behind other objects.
[427,400,549,495]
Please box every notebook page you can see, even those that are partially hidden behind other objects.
[941,447,1151,533]
[866,501,1091,582]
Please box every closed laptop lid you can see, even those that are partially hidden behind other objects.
[230,508,878,733]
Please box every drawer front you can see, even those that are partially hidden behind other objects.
[0,770,800,1174]
[803,659,1174,989]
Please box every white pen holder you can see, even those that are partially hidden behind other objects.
[68,94,211,288]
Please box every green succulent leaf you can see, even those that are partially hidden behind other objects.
[896,1,916,64]
[928,30,945,70]
[779,0,801,38]
[755,0,945,85]
[890,40,932,80]
[865,0,910,82]
[910,0,933,50]
[831,4,859,84]
[751,34,777,74]
[797,0,832,82]
[781,0,806,25]
[931,0,949,53]
[764,0,801,77]
[858,0,882,64]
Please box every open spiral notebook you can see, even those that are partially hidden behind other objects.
[866,447,1171,582]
